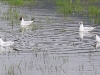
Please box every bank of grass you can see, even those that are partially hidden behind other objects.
[88,6,100,24]
[0,0,36,6]
[55,0,100,24]
[6,0,24,6]
[55,0,83,15]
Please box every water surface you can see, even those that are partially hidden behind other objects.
[0,1,100,75]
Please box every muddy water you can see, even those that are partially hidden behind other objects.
[0,2,100,75]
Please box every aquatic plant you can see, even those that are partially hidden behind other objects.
[6,0,24,6]
[88,6,100,24]
[55,0,73,16]
[88,6,100,17]
[32,24,37,31]
[0,0,36,6]
[2,7,20,28]
[55,0,100,24]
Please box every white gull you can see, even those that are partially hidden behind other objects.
[19,17,35,26]
[79,22,95,32]
[0,38,14,46]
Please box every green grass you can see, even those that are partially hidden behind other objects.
[88,6,100,17]
[88,6,100,24]
[7,0,24,6]
[55,0,84,16]
[56,0,73,16]
[1,0,100,24]
[0,0,36,6]
[2,7,20,28]
[55,0,100,24]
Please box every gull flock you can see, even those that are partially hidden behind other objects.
[0,17,35,47]
[79,21,100,43]
[0,17,99,49]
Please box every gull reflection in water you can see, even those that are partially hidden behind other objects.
[79,31,93,41]
[21,25,32,32]
[21,24,36,33]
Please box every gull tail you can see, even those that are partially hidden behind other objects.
[93,27,96,29]
[31,18,35,21]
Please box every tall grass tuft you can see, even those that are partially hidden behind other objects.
[56,0,73,16]
[55,0,100,24]
[88,6,100,17]
[0,0,36,6]
[7,0,24,6]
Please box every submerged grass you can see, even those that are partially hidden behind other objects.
[55,0,100,24]
[3,7,19,28]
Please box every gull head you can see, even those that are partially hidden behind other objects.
[19,17,22,21]
[79,22,83,25]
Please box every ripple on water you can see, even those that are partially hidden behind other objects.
[0,2,100,75]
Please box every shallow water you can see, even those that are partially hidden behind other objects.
[0,1,100,75]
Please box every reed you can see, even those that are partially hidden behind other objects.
[88,6,100,17]
[7,0,24,6]
[2,7,19,29]
[0,0,36,6]
[88,5,100,24]
[55,0,84,16]
[1,0,100,24]
[56,0,73,16]
[56,0,100,24]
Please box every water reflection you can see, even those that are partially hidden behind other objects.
[79,31,93,41]
[20,24,37,33]
[0,1,100,75]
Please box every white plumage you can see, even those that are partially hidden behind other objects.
[79,22,95,32]
[19,17,35,26]
[95,35,100,42]
[0,38,14,46]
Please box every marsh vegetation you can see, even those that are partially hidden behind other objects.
[0,0,100,24]
[0,0,37,6]
[55,0,100,24]
[0,0,100,75]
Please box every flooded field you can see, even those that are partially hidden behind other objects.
[0,1,100,75]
